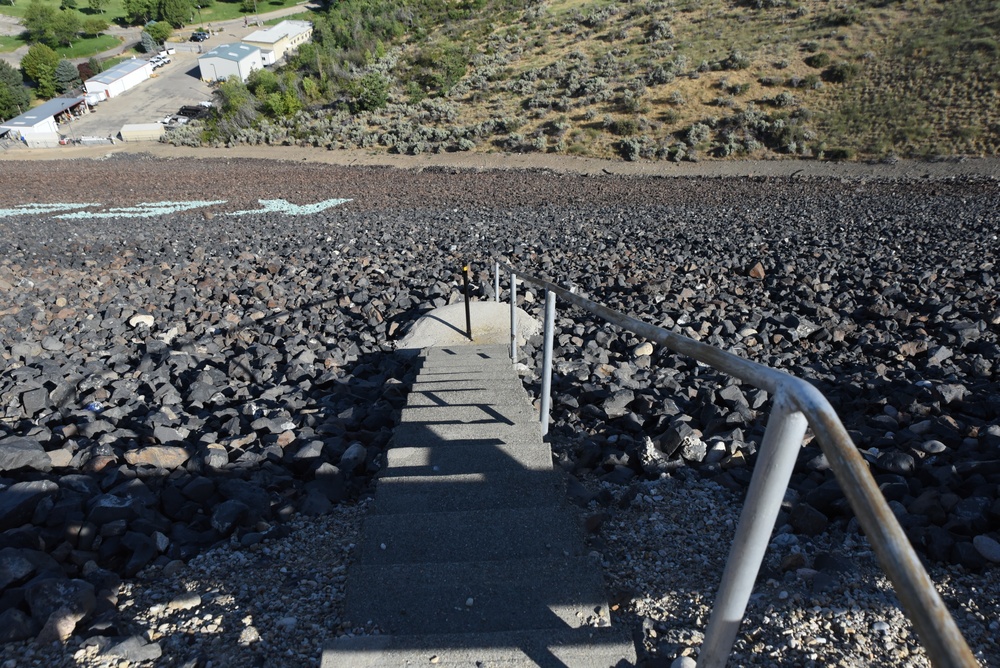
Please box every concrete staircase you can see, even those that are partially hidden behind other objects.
[322,344,635,667]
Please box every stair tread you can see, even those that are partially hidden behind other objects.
[358,505,582,564]
[345,556,611,635]
[384,443,553,475]
[373,469,565,514]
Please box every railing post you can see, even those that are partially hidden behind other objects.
[540,289,555,437]
[509,272,517,364]
[462,264,472,340]
[494,261,500,303]
[698,387,807,668]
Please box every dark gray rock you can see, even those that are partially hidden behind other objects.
[0,437,51,472]
[602,389,635,419]
[339,442,367,473]
[101,635,163,662]
[790,502,828,537]
[25,578,95,623]
[0,480,59,531]
[210,499,249,535]
[0,608,36,643]
[0,548,36,590]
[876,451,915,475]
[87,495,138,526]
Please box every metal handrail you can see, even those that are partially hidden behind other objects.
[501,263,978,668]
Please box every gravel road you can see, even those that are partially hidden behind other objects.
[0,155,997,667]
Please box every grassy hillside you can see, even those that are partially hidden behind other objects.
[188,0,1000,161]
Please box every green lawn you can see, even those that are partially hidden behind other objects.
[0,30,120,58]
[55,32,120,57]
[0,34,22,52]
[1,0,310,28]
[262,8,312,26]
[0,0,126,20]
[177,0,311,31]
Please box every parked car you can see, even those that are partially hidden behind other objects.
[190,31,209,42]
[178,105,211,120]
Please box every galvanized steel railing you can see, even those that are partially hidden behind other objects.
[495,262,978,668]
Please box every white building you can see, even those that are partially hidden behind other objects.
[0,97,87,147]
[84,59,153,99]
[198,43,263,83]
[242,20,312,65]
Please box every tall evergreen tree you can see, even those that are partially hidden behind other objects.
[54,59,81,93]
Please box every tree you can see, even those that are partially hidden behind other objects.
[159,0,190,28]
[87,0,108,12]
[59,0,77,9]
[350,72,388,112]
[0,61,31,121]
[54,59,80,92]
[81,16,109,35]
[21,43,60,99]
[87,56,104,74]
[139,30,157,53]
[52,10,81,46]
[145,20,172,43]
[209,75,259,140]
[123,0,155,24]
[23,0,58,45]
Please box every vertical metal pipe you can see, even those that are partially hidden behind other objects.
[540,290,556,437]
[462,264,472,340]
[494,262,500,303]
[698,387,808,668]
[510,273,517,364]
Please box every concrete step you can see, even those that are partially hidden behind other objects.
[399,402,538,427]
[357,505,582,564]
[410,377,526,393]
[406,387,534,408]
[391,421,541,449]
[384,443,552,476]
[345,555,612,635]
[372,469,564,514]
[420,345,511,363]
[415,367,519,380]
[321,627,637,668]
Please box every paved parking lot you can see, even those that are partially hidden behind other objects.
[67,52,214,139]
[65,25,268,139]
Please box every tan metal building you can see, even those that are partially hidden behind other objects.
[241,20,312,65]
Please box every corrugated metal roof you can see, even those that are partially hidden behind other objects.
[243,20,311,45]
[0,97,84,129]
[86,59,149,85]
[200,43,261,63]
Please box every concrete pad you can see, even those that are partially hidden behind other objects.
[397,302,540,352]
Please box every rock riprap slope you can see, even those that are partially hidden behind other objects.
[0,157,997,665]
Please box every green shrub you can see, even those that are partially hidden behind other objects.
[804,52,830,68]
[611,117,639,136]
[822,61,859,83]
[722,50,751,70]
[825,147,854,160]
